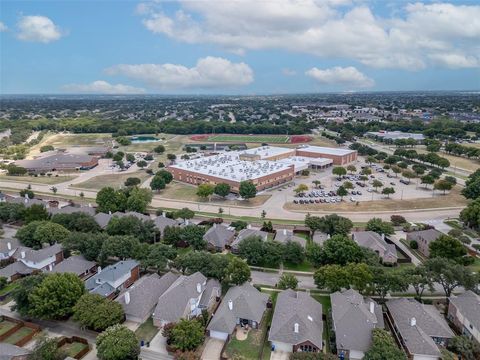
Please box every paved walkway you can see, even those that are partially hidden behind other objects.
[389,231,422,266]
[202,338,225,360]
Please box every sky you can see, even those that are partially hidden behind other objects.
[1,0,480,95]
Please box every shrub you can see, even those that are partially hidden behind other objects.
[410,240,418,249]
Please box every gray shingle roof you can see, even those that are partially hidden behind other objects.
[207,283,269,334]
[352,231,398,263]
[116,272,179,321]
[386,298,454,357]
[449,291,480,332]
[154,216,179,233]
[269,289,323,348]
[0,261,34,278]
[8,197,46,208]
[0,237,20,256]
[48,205,96,216]
[406,229,442,244]
[331,289,384,353]
[231,228,268,250]
[85,259,138,296]
[153,272,207,323]
[0,343,31,360]
[51,255,96,276]
[274,229,306,247]
[13,243,63,264]
[94,211,152,229]
[94,212,112,229]
[199,278,221,308]
[312,232,329,246]
[203,224,235,249]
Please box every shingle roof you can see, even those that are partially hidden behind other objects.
[312,232,329,246]
[0,343,31,360]
[0,237,20,255]
[153,272,207,323]
[51,255,96,276]
[48,206,96,216]
[274,229,306,247]
[85,260,138,296]
[386,298,454,357]
[230,228,268,250]
[207,283,269,334]
[13,243,63,264]
[0,261,34,278]
[116,272,179,321]
[199,279,221,308]
[8,197,46,208]
[203,224,235,249]
[352,231,398,263]
[331,289,384,353]
[449,291,480,332]
[407,229,442,243]
[94,211,152,229]
[94,212,112,229]
[269,290,323,348]
[153,216,179,233]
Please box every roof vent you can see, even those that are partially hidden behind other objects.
[21,251,26,259]
[294,323,299,333]
[307,316,313,322]
[370,301,375,314]
[7,242,11,251]
[410,317,416,327]
[125,291,130,305]
[228,299,233,310]
[197,283,202,293]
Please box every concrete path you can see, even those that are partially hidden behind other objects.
[389,231,422,266]
[270,351,290,360]
[201,338,225,360]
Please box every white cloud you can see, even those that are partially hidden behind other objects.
[17,15,63,43]
[105,56,254,90]
[0,22,7,32]
[282,68,296,76]
[306,66,374,88]
[139,1,480,70]
[62,80,145,94]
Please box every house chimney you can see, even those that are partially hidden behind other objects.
[228,299,233,310]
[162,211,166,218]
[213,223,217,229]
[88,203,92,207]
[369,301,375,314]
[97,266,102,273]
[410,317,416,327]
[185,219,189,226]
[283,229,287,235]
[125,291,130,305]
[24,197,28,204]
[294,323,299,333]
[21,251,26,259]
[196,283,202,293]
[7,242,11,251]
[24,193,29,200]
[108,211,112,215]
[381,233,385,241]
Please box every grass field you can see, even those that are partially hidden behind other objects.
[74,171,152,190]
[0,320,17,336]
[60,341,89,357]
[207,135,290,143]
[0,174,77,185]
[28,132,112,157]
[135,317,159,343]
[416,148,480,172]
[3,326,34,344]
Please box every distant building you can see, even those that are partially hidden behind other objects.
[366,131,425,142]
[295,145,357,165]
[15,153,98,173]
[406,229,443,258]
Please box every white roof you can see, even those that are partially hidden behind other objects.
[298,145,355,156]
[240,146,294,159]
[170,152,293,182]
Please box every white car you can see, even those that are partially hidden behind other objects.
[350,197,356,202]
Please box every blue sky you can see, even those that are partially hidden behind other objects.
[1,0,479,94]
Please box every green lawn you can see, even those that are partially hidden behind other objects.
[0,320,17,336]
[283,260,315,272]
[135,317,159,343]
[0,174,77,185]
[468,257,480,273]
[74,171,152,190]
[0,282,19,296]
[207,135,290,143]
[60,342,89,357]
[3,326,34,344]
[311,294,332,353]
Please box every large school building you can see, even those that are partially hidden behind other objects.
[168,145,357,193]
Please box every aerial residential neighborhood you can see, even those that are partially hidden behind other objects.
[1,0,480,359]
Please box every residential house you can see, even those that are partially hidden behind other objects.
[312,232,329,246]
[386,298,454,360]
[0,238,20,260]
[406,229,443,258]
[207,283,269,341]
[448,291,480,343]
[94,211,152,229]
[230,227,268,253]
[85,260,139,299]
[154,212,181,237]
[7,195,46,208]
[51,255,97,279]
[331,289,384,360]
[153,272,220,327]
[94,212,113,229]
[203,224,235,251]
[269,289,323,353]
[47,205,96,217]
[274,229,306,248]
[352,231,398,264]
[116,272,179,323]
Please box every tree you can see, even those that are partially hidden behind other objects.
[106,216,158,243]
[33,221,70,246]
[364,329,407,360]
[448,335,480,360]
[96,187,125,213]
[372,179,383,192]
[294,184,309,195]
[225,257,251,285]
[40,145,55,153]
[100,235,140,262]
[421,175,435,189]
[312,180,322,188]
[11,274,46,317]
[170,319,205,352]
[239,181,257,200]
[63,232,106,262]
[401,266,433,301]
[361,167,372,176]
[337,186,348,200]
[51,212,100,233]
[314,265,350,292]
[434,179,453,194]
[175,207,195,221]
[20,189,35,199]
[460,197,480,229]
[343,181,354,190]
[24,203,49,223]
[401,170,416,184]
[319,235,365,266]
[214,183,231,198]
[425,258,477,298]
[125,153,135,163]
[390,215,406,226]
[365,218,394,235]
[278,273,298,290]
[196,183,215,200]
[305,214,353,236]
[429,235,467,263]
[381,187,395,198]
[154,144,165,154]
[150,174,166,192]
[156,169,173,184]
[124,177,141,187]
[347,165,357,174]
[174,251,229,281]
[180,225,207,250]
[137,160,147,168]
[50,186,58,194]
[284,240,305,264]
[28,273,85,319]
[73,293,124,331]
[462,169,480,199]
[96,324,140,360]
[332,166,347,177]
[125,187,152,213]
[28,335,66,360]
[138,243,177,271]
[371,267,409,301]
[167,153,176,161]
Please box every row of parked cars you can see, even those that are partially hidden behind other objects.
[294,197,342,204]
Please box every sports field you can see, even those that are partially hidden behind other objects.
[207,135,290,143]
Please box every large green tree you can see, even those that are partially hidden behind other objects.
[462,169,480,199]
[305,214,353,236]
[51,212,100,233]
[170,319,205,352]
[365,218,394,235]
[28,336,66,360]
[364,329,407,360]
[278,273,299,290]
[73,293,124,331]
[460,197,480,229]
[214,183,231,198]
[425,258,477,298]
[106,216,158,243]
[96,325,140,360]
[429,235,467,263]
[239,181,257,199]
[225,257,251,285]
[125,187,152,213]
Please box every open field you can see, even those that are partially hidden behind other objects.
[0,174,77,185]
[197,134,291,143]
[416,148,479,172]
[285,186,468,212]
[74,171,151,190]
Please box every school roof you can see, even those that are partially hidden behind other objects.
[297,145,356,156]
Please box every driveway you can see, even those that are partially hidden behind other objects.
[270,350,290,360]
[201,337,225,360]
[148,330,169,354]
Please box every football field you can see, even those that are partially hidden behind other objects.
[207,134,290,143]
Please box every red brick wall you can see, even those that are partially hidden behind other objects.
[124,265,140,288]
[55,251,64,265]
[295,149,357,165]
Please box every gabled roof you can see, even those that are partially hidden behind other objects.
[8,197,46,208]
[386,298,454,357]
[352,231,397,263]
[85,259,138,296]
[94,212,112,229]
[0,261,34,278]
[274,229,306,247]
[449,291,480,331]
[113,211,151,222]
[0,237,20,255]
[51,255,96,276]
[312,232,329,246]
[199,278,221,308]
[94,211,152,229]
[116,272,179,321]
[203,224,235,249]
[153,271,207,323]
[331,289,384,353]
[231,228,268,250]
[48,205,96,216]
[13,243,63,264]
[207,283,269,334]
[269,290,323,348]
[406,229,442,243]
[154,216,179,233]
